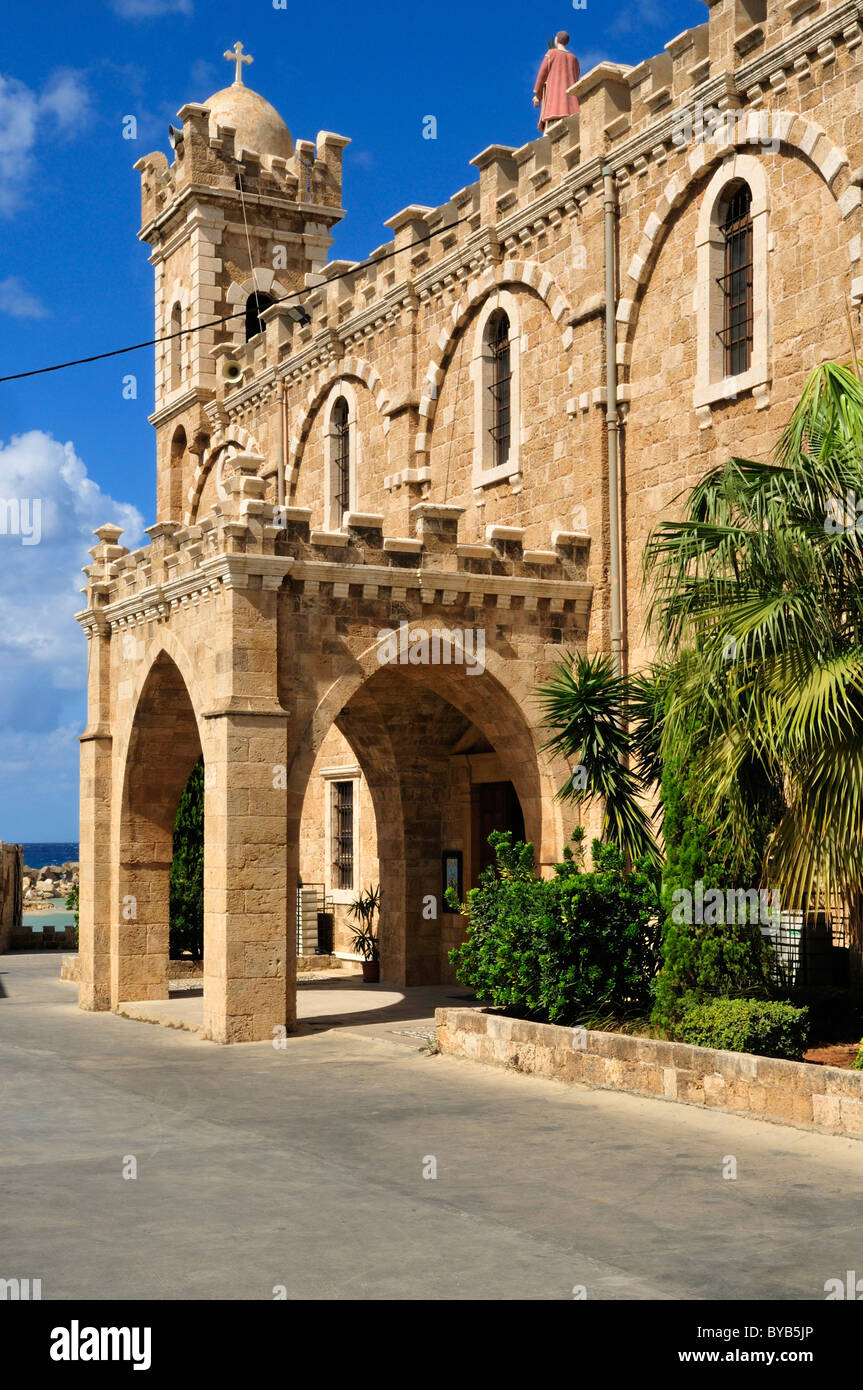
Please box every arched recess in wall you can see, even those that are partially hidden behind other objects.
[286,358,391,503]
[285,626,569,891]
[245,292,276,340]
[617,113,860,412]
[414,260,573,470]
[226,271,290,346]
[168,425,188,522]
[169,302,183,390]
[185,424,262,524]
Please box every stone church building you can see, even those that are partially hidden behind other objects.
[77,2,863,1040]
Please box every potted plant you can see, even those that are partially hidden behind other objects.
[348,884,381,982]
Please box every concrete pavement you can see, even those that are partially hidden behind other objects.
[0,952,860,1301]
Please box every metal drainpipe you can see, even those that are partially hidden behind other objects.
[603,164,624,678]
[277,379,287,509]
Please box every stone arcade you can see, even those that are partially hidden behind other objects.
[77,1,863,1040]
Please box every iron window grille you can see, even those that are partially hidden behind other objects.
[331,780,354,891]
[331,397,350,525]
[487,311,512,468]
[716,184,754,378]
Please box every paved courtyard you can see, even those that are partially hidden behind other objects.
[1,952,861,1301]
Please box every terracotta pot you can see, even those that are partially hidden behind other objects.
[362,960,380,983]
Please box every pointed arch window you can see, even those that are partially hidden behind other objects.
[245,291,275,341]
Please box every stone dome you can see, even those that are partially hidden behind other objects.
[204,83,293,161]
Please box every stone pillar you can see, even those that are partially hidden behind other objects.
[77,526,127,1011]
[112,853,171,1006]
[202,711,293,1043]
[78,722,113,1009]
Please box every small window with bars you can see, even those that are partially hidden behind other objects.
[487,310,512,468]
[331,780,354,891]
[717,184,753,378]
[331,396,350,526]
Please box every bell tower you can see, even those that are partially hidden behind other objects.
[134,42,350,522]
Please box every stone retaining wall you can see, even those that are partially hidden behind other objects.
[435,1008,863,1140]
[9,924,76,951]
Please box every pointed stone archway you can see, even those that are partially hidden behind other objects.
[289,651,551,988]
[114,652,203,1007]
[76,492,590,1042]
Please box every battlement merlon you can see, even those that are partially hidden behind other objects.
[230,0,861,361]
[134,111,351,240]
[75,502,594,633]
[131,0,863,459]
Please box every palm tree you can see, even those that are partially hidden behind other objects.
[537,652,664,866]
[643,361,863,935]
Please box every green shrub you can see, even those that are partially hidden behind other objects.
[675,998,809,1060]
[65,882,79,949]
[448,830,660,1026]
[852,1042,863,1071]
[169,758,204,960]
[651,751,776,1030]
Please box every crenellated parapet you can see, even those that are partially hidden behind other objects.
[200,0,863,410]
[75,476,593,642]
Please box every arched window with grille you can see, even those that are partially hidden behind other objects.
[487,310,512,469]
[245,291,275,341]
[331,397,350,526]
[718,184,753,378]
[471,292,522,488]
[323,386,358,530]
[695,159,770,413]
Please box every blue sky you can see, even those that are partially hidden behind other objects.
[0,0,706,840]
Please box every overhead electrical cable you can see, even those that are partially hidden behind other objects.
[0,212,473,384]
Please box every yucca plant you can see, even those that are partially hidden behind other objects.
[348,883,380,961]
[536,652,664,867]
[644,361,863,937]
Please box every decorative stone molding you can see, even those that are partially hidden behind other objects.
[186,423,261,524]
[415,260,573,465]
[287,356,392,488]
[621,110,854,374]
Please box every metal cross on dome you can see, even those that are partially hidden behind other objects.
[224,41,253,86]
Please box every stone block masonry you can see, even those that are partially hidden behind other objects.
[76,1,863,1040]
[435,1008,863,1140]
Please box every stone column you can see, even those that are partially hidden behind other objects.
[77,525,127,1011]
[202,710,293,1043]
[78,719,113,1010]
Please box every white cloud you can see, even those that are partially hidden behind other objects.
[110,0,194,16]
[0,68,93,214]
[0,276,49,319]
[0,431,144,734]
[0,76,38,213]
[39,69,93,131]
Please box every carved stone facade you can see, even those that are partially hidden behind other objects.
[77,0,863,1040]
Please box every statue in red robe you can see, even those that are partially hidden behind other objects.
[533,32,580,132]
